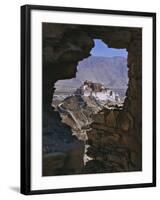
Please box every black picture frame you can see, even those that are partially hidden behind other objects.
[21,4,156,195]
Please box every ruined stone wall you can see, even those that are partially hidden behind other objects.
[42,23,94,175]
[84,28,142,173]
[42,23,142,175]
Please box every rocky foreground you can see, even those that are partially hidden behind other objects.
[43,88,141,176]
[50,85,135,173]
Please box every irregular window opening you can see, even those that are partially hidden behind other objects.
[52,39,128,165]
[53,39,128,110]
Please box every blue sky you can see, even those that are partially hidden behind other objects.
[90,39,128,58]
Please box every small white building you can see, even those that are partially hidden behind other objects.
[80,81,121,102]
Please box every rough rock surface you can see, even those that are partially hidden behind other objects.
[43,110,84,176]
[85,109,141,173]
[52,95,102,141]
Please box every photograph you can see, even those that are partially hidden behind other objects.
[42,23,142,176]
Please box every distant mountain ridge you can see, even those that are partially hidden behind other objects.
[55,56,128,92]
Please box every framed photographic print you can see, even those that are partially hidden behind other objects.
[21,4,156,195]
